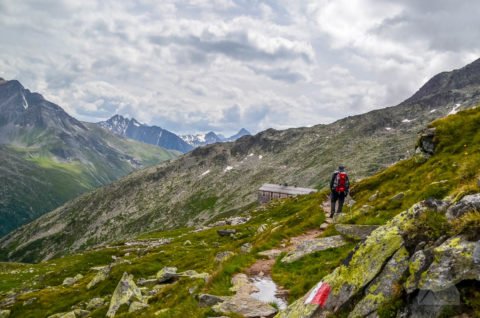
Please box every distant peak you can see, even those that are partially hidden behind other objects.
[238,128,250,134]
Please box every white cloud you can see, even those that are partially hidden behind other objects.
[0,0,479,135]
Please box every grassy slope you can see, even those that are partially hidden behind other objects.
[0,126,179,237]
[1,108,480,317]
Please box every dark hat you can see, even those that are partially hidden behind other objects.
[338,165,345,171]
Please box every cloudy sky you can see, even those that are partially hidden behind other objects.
[1,1,480,134]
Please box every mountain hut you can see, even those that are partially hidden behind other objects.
[258,183,317,204]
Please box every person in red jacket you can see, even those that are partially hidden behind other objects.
[329,165,350,218]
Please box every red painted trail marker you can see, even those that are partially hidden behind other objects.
[304,282,331,307]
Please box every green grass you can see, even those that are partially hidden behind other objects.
[272,242,356,301]
[348,107,480,225]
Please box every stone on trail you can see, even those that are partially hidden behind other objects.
[87,265,111,289]
[258,249,283,260]
[349,247,410,318]
[156,267,178,283]
[335,224,379,240]
[281,235,347,263]
[106,272,145,317]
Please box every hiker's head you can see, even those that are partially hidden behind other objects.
[338,165,345,171]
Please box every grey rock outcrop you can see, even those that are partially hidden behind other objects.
[417,236,480,291]
[213,296,277,318]
[446,193,480,220]
[416,128,436,156]
[349,247,410,318]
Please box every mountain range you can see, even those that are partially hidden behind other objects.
[98,115,251,152]
[3,58,480,263]
[0,78,179,237]
[181,128,251,148]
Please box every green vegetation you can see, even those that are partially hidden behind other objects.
[272,242,356,301]
[348,107,480,226]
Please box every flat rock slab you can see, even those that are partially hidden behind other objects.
[335,224,379,240]
[281,235,347,263]
[258,249,283,260]
[213,296,277,318]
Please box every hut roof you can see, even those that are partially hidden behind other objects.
[258,183,317,196]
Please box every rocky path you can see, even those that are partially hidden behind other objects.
[248,201,333,276]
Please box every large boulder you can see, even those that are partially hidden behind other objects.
[276,200,438,317]
[349,247,410,318]
[106,272,145,317]
[335,224,379,240]
[276,226,404,317]
[417,236,480,291]
[281,236,347,263]
[446,194,480,220]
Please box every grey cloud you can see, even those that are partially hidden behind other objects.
[150,31,313,64]
[248,65,306,83]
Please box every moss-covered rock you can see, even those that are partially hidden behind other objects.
[276,224,404,317]
[418,236,480,292]
[87,265,110,290]
[348,247,409,318]
[106,272,145,317]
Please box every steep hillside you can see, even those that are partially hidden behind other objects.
[0,108,479,317]
[98,115,193,153]
[0,79,179,236]
[3,58,480,262]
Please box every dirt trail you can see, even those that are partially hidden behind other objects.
[247,201,333,276]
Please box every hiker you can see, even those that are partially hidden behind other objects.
[330,165,350,218]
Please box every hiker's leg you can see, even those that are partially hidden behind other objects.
[330,192,338,217]
[337,192,346,213]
